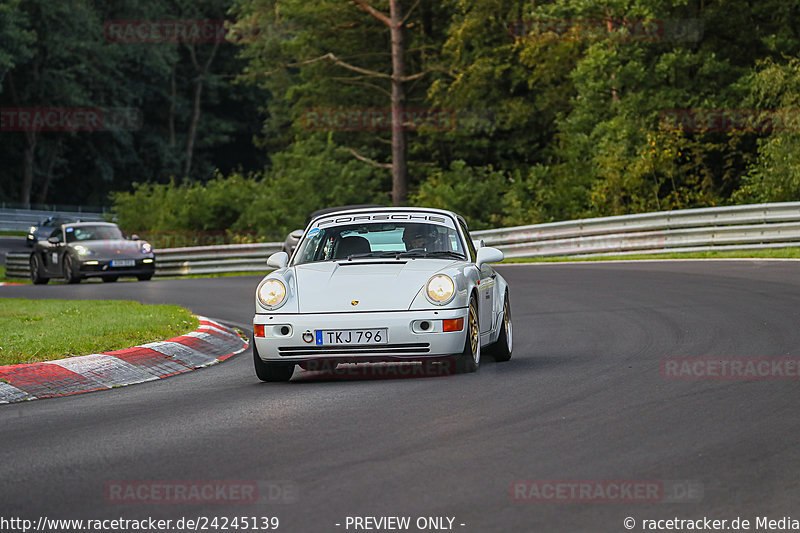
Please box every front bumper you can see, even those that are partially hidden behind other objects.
[253,308,468,363]
[77,258,155,278]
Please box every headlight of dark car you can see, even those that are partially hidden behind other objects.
[73,245,94,256]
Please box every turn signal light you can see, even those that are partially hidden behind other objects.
[442,318,464,332]
[254,324,266,338]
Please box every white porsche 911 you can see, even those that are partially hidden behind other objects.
[252,207,512,382]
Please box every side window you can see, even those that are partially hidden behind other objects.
[48,228,63,243]
[459,221,477,262]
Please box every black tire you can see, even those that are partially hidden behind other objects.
[455,294,480,373]
[29,255,49,285]
[253,338,295,382]
[102,276,118,283]
[487,292,513,362]
[137,273,153,281]
[62,253,81,284]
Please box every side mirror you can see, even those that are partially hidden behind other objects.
[47,236,59,244]
[476,246,503,268]
[283,229,304,255]
[131,234,140,241]
[267,251,289,270]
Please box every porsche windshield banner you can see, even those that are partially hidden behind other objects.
[312,212,456,230]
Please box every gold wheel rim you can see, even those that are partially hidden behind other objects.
[469,303,479,363]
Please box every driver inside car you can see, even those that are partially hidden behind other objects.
[402,224,437,252]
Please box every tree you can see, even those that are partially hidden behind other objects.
[2,0,111,206]
[0,0,34,88]
[232,0,449,206]
[733,58,800,203]
[0,0,269,207]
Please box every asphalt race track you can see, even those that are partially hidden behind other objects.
[1,261,798,533]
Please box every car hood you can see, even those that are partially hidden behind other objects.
[71,240,144,260]
[292,259,458,312]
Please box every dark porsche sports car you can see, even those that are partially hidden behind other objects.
[29,222,155,284]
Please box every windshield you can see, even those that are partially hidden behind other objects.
[292,221,467,265]
[65,225,124,243]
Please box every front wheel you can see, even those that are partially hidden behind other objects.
[102,276,118,283]
[62,254,81,284]
[253,339,295,382]
[29,255,49,285]
[455,295,480,373]
[137,273,153,281]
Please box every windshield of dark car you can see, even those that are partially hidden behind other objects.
[292,221,466,265]
[65,225,124,243]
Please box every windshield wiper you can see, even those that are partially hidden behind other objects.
[425,251,466,260]
[389,251,427,259]
[343,252,383,260]
[382,250,466,260]
[341,250,467,260]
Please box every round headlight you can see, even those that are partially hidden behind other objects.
[426,275,455,304]
[258,279,287,308]
[74,245,90,256]
[141,242,152,254]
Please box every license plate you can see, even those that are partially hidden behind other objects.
[315,328,387,345]
[111,259,135,267]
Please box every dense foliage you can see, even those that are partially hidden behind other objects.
[1,0,266,207]
[3,0,800,237]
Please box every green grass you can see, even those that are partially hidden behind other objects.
[502,247,800,263]
[0,230,26,237]
[0,298,198,365]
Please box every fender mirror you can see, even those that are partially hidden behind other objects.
[267,251,289,270]
[476,246,504,268]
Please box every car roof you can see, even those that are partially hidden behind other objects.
[306,204,384,223]
[62,221,118,228]
[309,206,470,230]
[41,217,77,224]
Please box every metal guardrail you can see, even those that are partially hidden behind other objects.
[154,243,282,276]
[4,243,282,279]
[4,202,800,279]
[0,207,106,232]
[471,202,800,257]
[5,253,29,279]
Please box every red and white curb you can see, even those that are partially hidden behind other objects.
[0,316,248,404]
